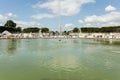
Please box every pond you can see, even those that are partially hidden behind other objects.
[0,39,120,80]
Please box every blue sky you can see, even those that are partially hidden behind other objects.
[0,0,120,31]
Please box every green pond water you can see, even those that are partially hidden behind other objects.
[0,39,120,80]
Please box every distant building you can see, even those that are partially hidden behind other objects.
[2,30,12,36]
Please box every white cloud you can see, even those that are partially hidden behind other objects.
[15,20,41,28]
[105,5,116,12]
[6,13,16,17]
[78,20,84,23]
[0,12,16,22]
[0,13,41,28]
[64,23,74,30]
[85,11,120,23]
[33,0,95,16]
[82,11,120,27]
[31,13,55,19]
[65,23,74,28]
[0,14,8,21]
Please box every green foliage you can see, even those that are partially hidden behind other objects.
[81,27,100,33]
[15,27,22,33]
[6,27,21,33]
[81,26,120,33]
[40,28,49,33]
[72,28,79,33]
[100,26,120,32]
[0,20,21,33]
[4,20,16,28]
[23,27,40,33]
[0,26,21,33]
[63,31,69,35]
[0,26,6,33]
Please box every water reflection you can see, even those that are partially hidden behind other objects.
[94,38,120,45]
[73,39,79,44]
[45,54,80,72]
[7,39,17,55]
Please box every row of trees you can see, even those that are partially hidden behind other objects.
[0,20,50,33]
[80,27,120,33]
[0,20,120,34]
[22,27,49,33]
[63,27,120,35]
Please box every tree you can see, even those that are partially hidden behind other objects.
[72,28,79,33]
[16,27,22,33]
[23,27,40,33]
[0,26,6,33]
[81,27,100,33]
[4,20,16,28]
[63,31,69,35]
[40,28,49,33]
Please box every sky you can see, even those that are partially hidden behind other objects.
[0,0,120,31]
